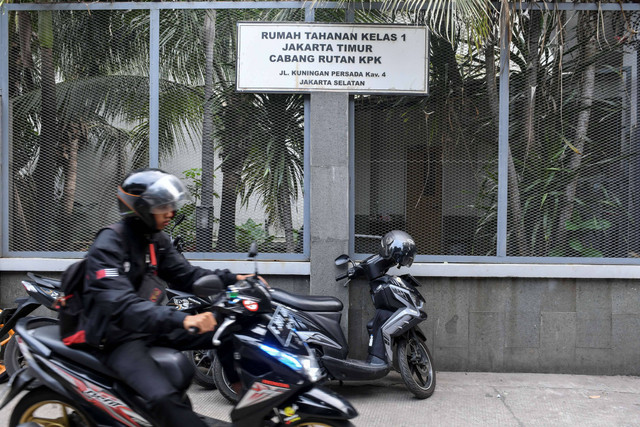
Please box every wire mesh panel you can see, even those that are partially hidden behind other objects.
[4,2,640,263]
[353,16,499,257]
[6,6,305,256]
[354,93,497,257]
[157,8,305,256]
[8,9,149,252]
[505,8,639,258]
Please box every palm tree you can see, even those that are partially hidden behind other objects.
[205,8,305,253]
[241,93,304,252]
[9,8,206,250]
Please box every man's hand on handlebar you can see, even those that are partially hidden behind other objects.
[236,274,270,288]
[183,312,217,333]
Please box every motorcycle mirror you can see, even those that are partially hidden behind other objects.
[248,242,258,258]
[193,275,224,296]
[171,213,185,229]
[248,241,259,275]
[335,254,350,266]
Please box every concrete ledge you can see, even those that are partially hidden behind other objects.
[2,258,640,279]
[394,263,640,279]
[0,258,310,276]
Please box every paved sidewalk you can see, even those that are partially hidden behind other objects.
[2,371,639,426]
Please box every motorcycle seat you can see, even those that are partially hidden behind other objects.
[31,325,194,390]
[271,288,343,312]
[32,324,116,377]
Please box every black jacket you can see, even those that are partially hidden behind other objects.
[83,218,236,347]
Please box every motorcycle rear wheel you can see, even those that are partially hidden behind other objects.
[0,309,11,383]
[397,336,436,399]
[6,317,59,377]
[185,349,217,389]
[10,387,94,427]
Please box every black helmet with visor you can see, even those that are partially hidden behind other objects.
[117,168,188,232]
[379,230,417,268]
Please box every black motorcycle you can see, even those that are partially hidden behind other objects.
[0,250,358,427]
[213,231,436,402]
[0,272,60,381]
[0,214,215,386]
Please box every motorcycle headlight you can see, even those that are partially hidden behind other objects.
[258,344,323,383]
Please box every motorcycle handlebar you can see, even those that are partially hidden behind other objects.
[335,272,349,281]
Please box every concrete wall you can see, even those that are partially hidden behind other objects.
[348,276,640,375]
[3,270,638,375]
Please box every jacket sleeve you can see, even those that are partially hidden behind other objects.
[85,228,187,336]
[154,232,237,293]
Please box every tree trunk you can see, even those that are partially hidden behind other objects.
[217,150,243,252]
[523,10,542,165]
[18,11,36,94]
[554,11,597,249]
[59,122,84,249]
[33,11,58,250]
[217,93,250,252]
[197,9,216,252]
[278,179,295,252]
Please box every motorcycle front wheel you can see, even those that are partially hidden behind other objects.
[213,354,239,404]
[10,387,94,427]
[6,317,59,377]
[397,336,436,399]
[185,349,217,389]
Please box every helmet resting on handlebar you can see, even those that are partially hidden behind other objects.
[379,230,416,267]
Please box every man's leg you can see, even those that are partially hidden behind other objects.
[157,329,241,388]
[101,339,207,427]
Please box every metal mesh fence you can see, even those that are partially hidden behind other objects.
[7,7,305,256]
[503,9,639,258]
[9,9,141,253]
[354,6,640,260]
[3,2,640,262]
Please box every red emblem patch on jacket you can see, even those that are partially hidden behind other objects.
[96,268,119,280]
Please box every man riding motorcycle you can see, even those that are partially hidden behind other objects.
[81,168,249,427]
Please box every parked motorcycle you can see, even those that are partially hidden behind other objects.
[0,245,358,427]
[0,273,60,381]
[213,230,436,402]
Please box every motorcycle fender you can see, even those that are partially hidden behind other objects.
[411,327,427,343]
[0,367,36,409]
[0,298,41,336]
[290,385,358,421]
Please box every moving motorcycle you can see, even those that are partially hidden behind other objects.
[0,214,216,387]
[212,231,435,402]
[0,245,358,427]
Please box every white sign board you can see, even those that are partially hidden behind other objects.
[236,22,429,94]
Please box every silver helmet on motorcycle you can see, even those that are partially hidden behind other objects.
[379,230,416,267]
[117,168,188,232]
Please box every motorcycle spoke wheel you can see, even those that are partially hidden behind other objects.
[0,310,10,383]
[6,317,58,378]
[185,349,217,389]
[213,354,239,404]
[397,337,436,399]
[10,388,93,427]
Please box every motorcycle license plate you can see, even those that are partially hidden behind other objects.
[268,306,304,348]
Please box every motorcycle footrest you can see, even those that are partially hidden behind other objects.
[321,355,390,381]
